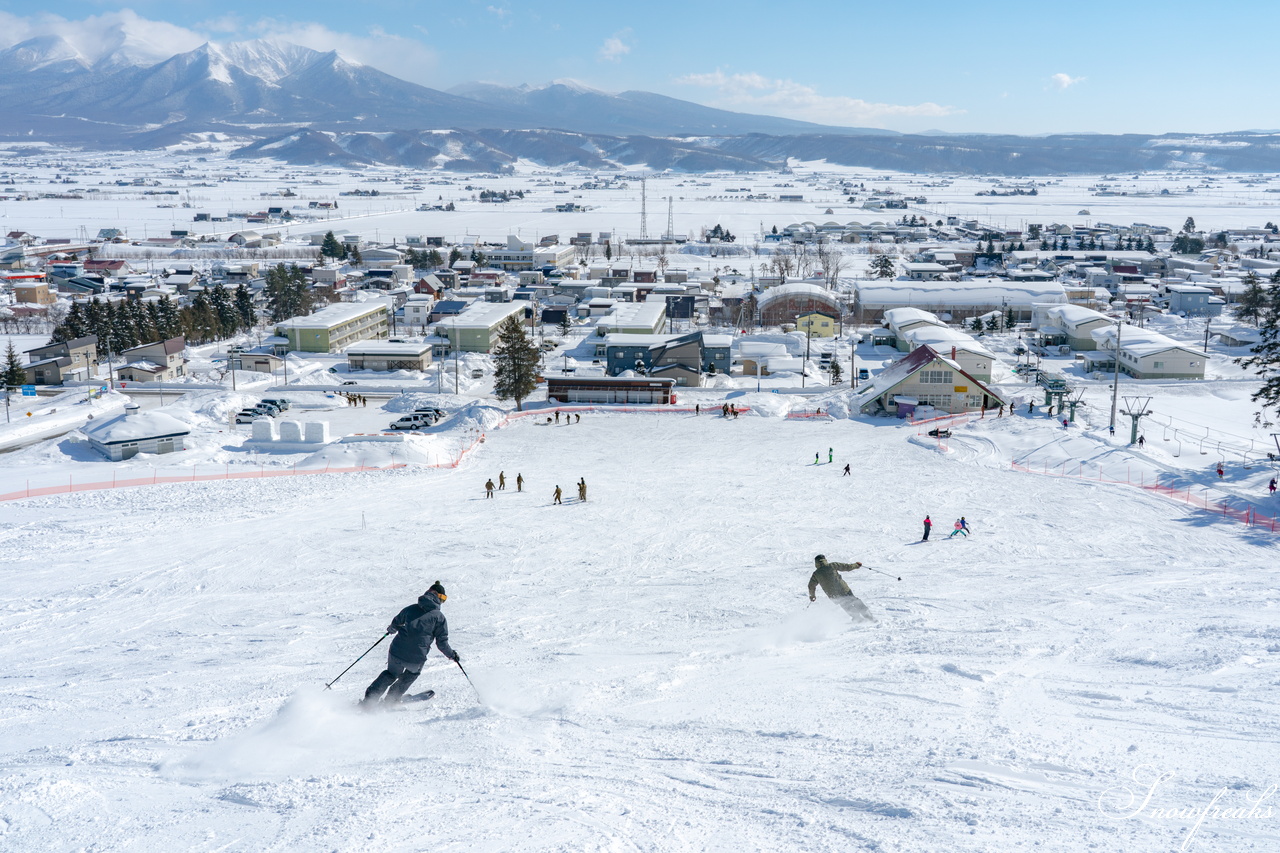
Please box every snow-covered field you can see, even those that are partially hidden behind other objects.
[2,147,1279,253]
[2,393,1278,851]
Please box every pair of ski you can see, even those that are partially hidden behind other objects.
[361,690,435,711]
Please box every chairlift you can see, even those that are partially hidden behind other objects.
[1199,436,1209,455]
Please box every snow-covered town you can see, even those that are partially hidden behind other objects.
[3,7,1280,853]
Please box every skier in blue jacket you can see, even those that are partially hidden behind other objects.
[362,582,459,706]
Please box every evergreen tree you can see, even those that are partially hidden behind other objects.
[210,283,238,338]
[985,315,1000,332]
[320,231,345,259]
[2,341,26,388]
[1235,272,1268,325]
[1236,278,1280,420]
[348,245,363,265]
[1183,216,1196,233]
[870,255,896,279]
[829,359,843,385]
[448,247,462,266]
[155,295,182,339]
[1039,239,1049,251]
[1144,236,1155,253]
[970,316,984,333]
[604,242,612,261]
[84,299,109,350]
[557,314,572,337]
[108,301,135,355]
[51,301,88,343]
[126,299,153,346]
[472,250,487,268]
[265,264,313,323]
[426,249,443,268]
[185,290,218,345]
[234,284,256,331]
[1005,306,1016,329]
[146,302,163,340]
[491,315,540,411]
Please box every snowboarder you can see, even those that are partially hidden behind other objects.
[807,555,873,621]
[922,515,932,541]
[843,463,851,476]
[828,447,833,463]
[498,472,506,490]
[517,473,524,492]
[484,479,495,498]
[815,452,820,465]
[553,485,562,505]
[362,582,458,707]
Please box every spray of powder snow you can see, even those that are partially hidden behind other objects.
[733,604,859,654]
[160,686,435,782]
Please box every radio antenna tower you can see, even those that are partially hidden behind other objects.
[666,196,674,241]
[640,177,648,240]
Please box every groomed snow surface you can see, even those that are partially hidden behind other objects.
[2,408,1279,852]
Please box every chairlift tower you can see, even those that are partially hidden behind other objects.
[1121,396,1153,446]
[1065,388,1087,423]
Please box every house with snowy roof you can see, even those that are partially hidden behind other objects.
[82,404,190,461]
[853,344,1004,417]
[1034,305,1114,350]
[118,337,185,382]
[1089,325,1205,380]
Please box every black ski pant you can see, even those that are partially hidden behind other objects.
[922,525,930,541]
[364,653,422,703]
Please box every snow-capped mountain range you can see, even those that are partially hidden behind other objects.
[3,37,1280,174]
[0,36,856,141]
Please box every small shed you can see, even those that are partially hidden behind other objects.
[82,405,191,461]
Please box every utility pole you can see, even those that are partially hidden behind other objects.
[640,178,648,241]
[1109,317,1123,432]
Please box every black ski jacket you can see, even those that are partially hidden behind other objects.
[387,593,455,665]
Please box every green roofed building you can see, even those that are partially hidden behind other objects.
[274,303,390,353]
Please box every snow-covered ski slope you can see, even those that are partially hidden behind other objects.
[2,410,1278,852]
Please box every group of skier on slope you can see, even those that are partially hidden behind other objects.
[920,515,970,541]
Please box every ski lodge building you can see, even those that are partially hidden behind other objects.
[854,344,1004,417]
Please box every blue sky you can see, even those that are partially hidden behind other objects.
[1,2,1272,135]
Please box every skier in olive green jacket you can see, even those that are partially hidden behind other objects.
[807,554,874,621]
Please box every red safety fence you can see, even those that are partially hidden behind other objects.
[0,403,768,503]
[0,462,408,504]
[1010,458,1279,533]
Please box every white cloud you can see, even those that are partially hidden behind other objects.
[598,31,632,63]
[675,70,960,127]
[0,11,439,85]
[248,19,439,82]
[1050,72,1085,90]
[0,10,204,65]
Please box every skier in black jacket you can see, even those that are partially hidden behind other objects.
[362,582,459,706]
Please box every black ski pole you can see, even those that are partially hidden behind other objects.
[454,657,481,700]
[863,566,902,582]
[325,632,389,690]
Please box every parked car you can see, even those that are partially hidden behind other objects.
[389,414,431,431]
[235,410,263,424]
[252,403,281,416]
[341,380,358,386]
[260,398,291,411]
